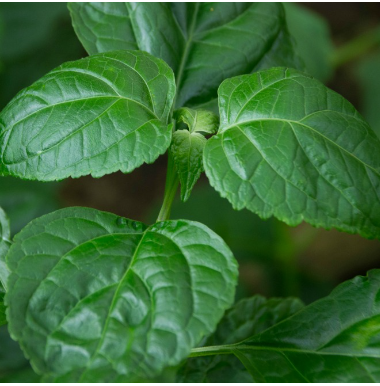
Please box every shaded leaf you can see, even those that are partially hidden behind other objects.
[178,296,303,382]
[69,3,302,109]
[229,270,380,382]
[204,68,380,240]
[0,50,175,181]
[6,207,238,382]
[171,130,207,202]
[284,3,334,82]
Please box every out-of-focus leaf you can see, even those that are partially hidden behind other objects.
[204,68,380,240]
[0,207,10,291]
[284,3,334,82]
[7,207,238,382]
[69,3,303,109]
[0,177,60,235]
[178,296,303,382]
[0,50,175,181]
[356,53,380,138]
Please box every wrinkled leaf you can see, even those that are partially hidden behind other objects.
[229,270,380,382]
[174,107,219,135]
[6,207,238,382]
[284,3,334,82]
[69,3,302,109]
[178,296,303,382]
[0,207,10,291]
[171,130,207,202]
[0,50,175,181]
[204,68,380,240]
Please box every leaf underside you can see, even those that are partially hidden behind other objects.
[6,207,238,382]
[0,50,175,181]
[69,3,303,109]
[232,270,380,382]
[204,67,380,240]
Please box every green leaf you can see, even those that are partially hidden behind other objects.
[0,207,10,291]
[356,53,380,138]
[0,50,175,181]
[227,270,380,382]
[204,68,380,240]
[174,107,219,135]
[69,3,302,109]
[171,130,206,202]
[6,207,238,382]
[284,3,334,82]
[178,296,303,382]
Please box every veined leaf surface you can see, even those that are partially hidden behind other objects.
[227,270,380,382]
[6,207,238,382]
[69,3,302,109]
[178,296,303,382]
[0,50,175,181]
[204,68,380,239]
[0,207,11,291]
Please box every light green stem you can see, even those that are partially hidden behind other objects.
[157,151,179,222]
[331,26,380,68]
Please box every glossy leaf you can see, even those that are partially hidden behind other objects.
[69,3,302,109]
[6,207,238,382]
[284,3,334,82]
[0,50,175,181]
[178,296,303,382]
[229,270,380,382]
[171,130,207,202]
[0,207,10,291]
[204,68,380,240]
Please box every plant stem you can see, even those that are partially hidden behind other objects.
[331,26,380,68]
[157,151,179,222]
[189,345,234,358]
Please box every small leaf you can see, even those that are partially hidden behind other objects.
[69,3,302,109]
[174,108,219,135]
[6,207,238,382]
[204,68,380,240]
[0,50,175,181]
[231,270,380,382]
[178,296,303,382]
[171,130,207,202]
[0,207,11,291]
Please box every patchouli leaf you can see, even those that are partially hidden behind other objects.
[0,207,11,291]
[178,296,303,382]
[0,50,175,181]
[174,107,219,135]
[204,68,380,240]
[69,3,302,109]
[6,207,238,382]
[232,270,380,382]
[171,130,207,202]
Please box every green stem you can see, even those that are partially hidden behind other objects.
[331,26,380,68]
[189,344,234,358]
[157,151,179,222]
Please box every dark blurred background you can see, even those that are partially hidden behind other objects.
[0,2,380,382]
[0,1,380,317]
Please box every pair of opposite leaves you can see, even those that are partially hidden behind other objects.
[1,2,380,382]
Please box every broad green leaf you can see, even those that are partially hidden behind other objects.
[225,270,380,382]
[69,3,302,109]
[171,130,207,202]
[174,107,219,135]
[356,53,380,138]
[204,68,380,240]
[284,3,334,82]
[0,207,10,291]
[0,50,175,181]
[178,296,303,382]
[6,207,238,382]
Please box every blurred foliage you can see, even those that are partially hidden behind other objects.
[284,3,334,82]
